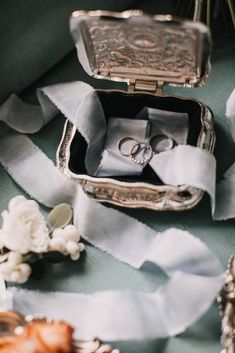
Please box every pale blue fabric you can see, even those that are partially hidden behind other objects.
[0,126,224,342]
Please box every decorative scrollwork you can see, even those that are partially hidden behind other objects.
[83,19,201,81]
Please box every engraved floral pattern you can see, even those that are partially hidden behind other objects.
[84,19,200,80]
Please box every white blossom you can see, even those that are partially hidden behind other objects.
[63,225,80,242]
[49,237,66,253]
[8,251,23,265]
[50,225,85,260]
[52,228,65,238]
[65,241,79,255]
[0,196,85,283]
[78,243,85,252]
[0,196,49,254]
[70,252,80,261]
[0,255,32,284]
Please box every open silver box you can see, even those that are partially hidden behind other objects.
[57,10,215,211]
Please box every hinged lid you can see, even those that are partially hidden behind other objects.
[70,10,211,89]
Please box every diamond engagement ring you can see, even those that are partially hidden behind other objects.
[117,134,176,166]
[130,142,153,165]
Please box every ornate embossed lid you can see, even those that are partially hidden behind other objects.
[70,10,211,90]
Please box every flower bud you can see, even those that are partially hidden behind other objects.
[49,237,66,253]
[63,225,80,242]
[66,241,79,255]
[70,252,80,261]
[52,228,65,239]
[78,243,85,252]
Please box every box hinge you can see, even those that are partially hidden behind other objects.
[128,79,164,96]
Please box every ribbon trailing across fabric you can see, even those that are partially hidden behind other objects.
[0,81,234,341]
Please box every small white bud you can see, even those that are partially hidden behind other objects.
[49,237,66,253]
[18,263,31,276]
[65,241,79,255]
[63,225,80,242]
[70,252,80,261]
[52,228,65,239]
[10,270,21,283]
[78,243,85,252]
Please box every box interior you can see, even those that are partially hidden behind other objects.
[68,90,203,185]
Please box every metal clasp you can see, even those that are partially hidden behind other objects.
[128,79,164,96]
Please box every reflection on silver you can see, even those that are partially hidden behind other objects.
[218,255,235,353]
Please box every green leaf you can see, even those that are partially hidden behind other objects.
[48,203,73,231]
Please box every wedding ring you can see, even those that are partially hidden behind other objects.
[149,134,175,153]
[130,142,153,165]
[118,137,140,157]
[118,134,174,165]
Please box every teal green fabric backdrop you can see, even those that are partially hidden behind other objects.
[0,1,235,352]
[0,0,135,104]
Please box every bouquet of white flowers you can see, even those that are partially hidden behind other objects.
[0,196,85,283]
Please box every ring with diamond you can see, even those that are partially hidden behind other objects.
[130,142,153,165]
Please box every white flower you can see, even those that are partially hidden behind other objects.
[8,251,23,265]
[52,228,65,238]
[63,225,80,242]
[49,237,66,253]
[70,252,80,261]
[65,241,79,255]
[50,225,85,260]
[0,252,32,284]
[0,196,49,254]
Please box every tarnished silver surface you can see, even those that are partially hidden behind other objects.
[64,10,214,211]
[71,10,211,88]
[82,19,200,83]
[218,256,235,353]
[57,94,215,212]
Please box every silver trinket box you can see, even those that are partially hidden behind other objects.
[57,10,215,211]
